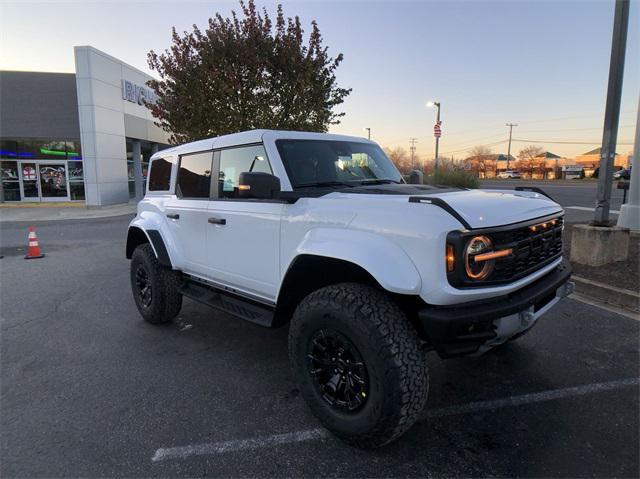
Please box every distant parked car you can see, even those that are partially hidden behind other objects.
[498,170,522,179]
[613,168,631,180]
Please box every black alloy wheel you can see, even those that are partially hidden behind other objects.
[135,264,153,308]
[307,329,369,412]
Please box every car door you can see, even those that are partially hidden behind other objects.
[163,150,214,278]
[206,145,283,301]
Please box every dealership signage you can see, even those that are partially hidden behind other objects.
[121,80,157,106]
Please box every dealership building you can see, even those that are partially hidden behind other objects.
[0,46,170,205]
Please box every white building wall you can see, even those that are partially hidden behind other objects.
[74,45,169,206]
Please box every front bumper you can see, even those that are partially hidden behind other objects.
[418,260,573,358]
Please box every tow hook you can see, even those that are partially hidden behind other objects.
[520,310,535,329]
[559,281,576,298]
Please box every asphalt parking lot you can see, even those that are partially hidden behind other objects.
[480,179,626,223]
[1,213,638,477]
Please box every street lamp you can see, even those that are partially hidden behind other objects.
[426,101,441,172]
[363,127,371,140]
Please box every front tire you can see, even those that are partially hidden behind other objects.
[130,243,182,324]
[288,283,429,448]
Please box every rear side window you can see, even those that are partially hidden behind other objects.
[177,151,213,198]
[148,158,172,191]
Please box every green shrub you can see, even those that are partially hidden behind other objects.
[424,170,479,189]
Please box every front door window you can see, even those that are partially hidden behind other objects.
[39,164,68,199]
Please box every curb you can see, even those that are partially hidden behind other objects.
[0,210,136,223]
[573,275,639,314]
[0,204,136,223]
[0,202,85,209]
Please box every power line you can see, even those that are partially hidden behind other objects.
[516,124,636,134]
[515,109,636,125]
[431,131,506,151]
[512,138,633,145]
[440,139,508,156]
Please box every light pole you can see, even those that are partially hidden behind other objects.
[617,95,639,231]
[427,101,441,172]
[363,127,371,140]
[506,123,517,170]
[594,0,630,225]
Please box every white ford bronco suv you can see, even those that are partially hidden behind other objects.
[126,130,574,448]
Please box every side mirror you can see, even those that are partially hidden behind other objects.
[238,172,281,199]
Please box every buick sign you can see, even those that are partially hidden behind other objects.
[121,80,157,106]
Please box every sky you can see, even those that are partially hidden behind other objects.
[1,0,638,160]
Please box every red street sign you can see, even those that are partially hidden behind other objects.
[434,121,442,138]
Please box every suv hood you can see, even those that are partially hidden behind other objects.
[326,187,562,229]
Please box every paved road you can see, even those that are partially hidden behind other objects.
[1,216,638,477]
[480,180,626,223]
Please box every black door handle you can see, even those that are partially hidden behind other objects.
[166,213,180,220]
[208,217,226,225]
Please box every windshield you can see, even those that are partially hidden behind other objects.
[276,139,403,188]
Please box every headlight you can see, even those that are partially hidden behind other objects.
[464,235,494,280]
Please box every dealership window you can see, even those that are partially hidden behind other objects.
[127,139,135,198]
[1,161,21,201]
[1,138,84,201]
[127,139,169,197]
[177,152,212,198]
[141,143,152,193]
[68,160,85,200]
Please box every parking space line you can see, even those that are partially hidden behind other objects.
[152,429,328,462]
[570,293,639,321]
[423,377,639,419]
[151,377,639,463]
[566,206,620,214]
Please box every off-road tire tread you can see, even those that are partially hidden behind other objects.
[131,243,182,324]
[289,283,428,448]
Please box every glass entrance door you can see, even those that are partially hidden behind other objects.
[39,163,69,201]
[19,162,41,202]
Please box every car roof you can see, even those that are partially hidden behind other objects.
[151,129,374,160]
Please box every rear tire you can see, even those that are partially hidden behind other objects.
[130,243,182,324]
[288,283,428,448]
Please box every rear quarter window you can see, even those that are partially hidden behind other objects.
[148,158,172,191]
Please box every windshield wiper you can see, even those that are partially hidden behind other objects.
[294,181,356,189]
[358,179,403,185]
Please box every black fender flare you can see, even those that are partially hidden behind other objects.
[126,227,172,268]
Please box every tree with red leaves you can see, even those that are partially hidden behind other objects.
[147,1,351,144]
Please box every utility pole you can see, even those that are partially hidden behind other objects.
[506,123,518,170]
[364,127,371,140]
[409,138,418,170]
[594,0,630,225]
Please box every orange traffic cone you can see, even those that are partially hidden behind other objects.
[24,226,45,259]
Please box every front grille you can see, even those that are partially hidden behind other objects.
[446,214,564,288]
[489,216,564,282]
